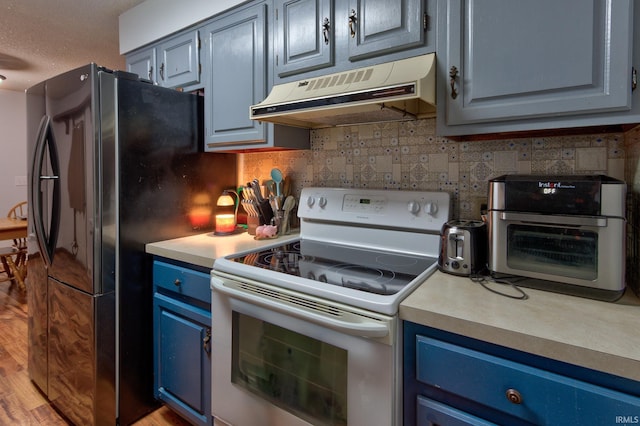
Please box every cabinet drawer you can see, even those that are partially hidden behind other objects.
[417,396,497,426]
[416,336,640,425]
[153,261,211,304]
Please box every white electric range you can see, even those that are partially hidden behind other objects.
[211,187,450,426]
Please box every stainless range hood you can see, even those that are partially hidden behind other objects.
[250,54,436,129]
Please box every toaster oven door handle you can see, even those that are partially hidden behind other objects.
[499,212,607,227]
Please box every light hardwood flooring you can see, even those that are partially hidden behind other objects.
[0,278,192,425]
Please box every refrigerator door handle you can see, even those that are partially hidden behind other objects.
[30,115,61,267]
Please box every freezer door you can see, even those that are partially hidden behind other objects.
[47,276,116,426]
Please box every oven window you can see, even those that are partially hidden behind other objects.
[232,312,348,426]
[507,225,598,280]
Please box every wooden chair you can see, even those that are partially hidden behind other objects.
[0,202,27,290]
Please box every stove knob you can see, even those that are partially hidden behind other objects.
[407,200,421,215]
[318,196,327,208]
[306,196,315,207]
[424,201,438,216]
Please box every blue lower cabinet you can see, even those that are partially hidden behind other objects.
[417,397,497,426]
[404,321,640,426]
[153,259,212,426]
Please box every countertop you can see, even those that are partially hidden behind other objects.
[400,270,640,382]
[146,234,640,383]
[145,230,299,268]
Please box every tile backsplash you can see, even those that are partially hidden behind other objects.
[239,118,627,220]
[239,118,639,295]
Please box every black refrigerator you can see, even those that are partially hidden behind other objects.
[26,64,232,425]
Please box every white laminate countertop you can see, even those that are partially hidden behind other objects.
[145,231,299,269]
[400,271,640,382]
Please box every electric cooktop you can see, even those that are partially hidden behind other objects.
[229,239,437,295]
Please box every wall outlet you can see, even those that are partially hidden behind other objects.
[14,175,27,186]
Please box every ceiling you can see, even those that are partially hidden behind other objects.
[0,0,147,92]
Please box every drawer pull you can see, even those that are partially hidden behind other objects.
[506,388,523,404]
[174,279,182,286]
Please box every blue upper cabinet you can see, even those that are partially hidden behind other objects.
[347,0,426,61]
[275,0,334,77]
[274,0,435,82]
[126,47,157,83]
[204,1,309,151]
[125,28,201,90]
[437,0,638,136]
[204,3,268,148]
[157,30,201,89]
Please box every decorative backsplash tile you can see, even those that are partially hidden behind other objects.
[238,118,639,295]
[239,118,627,220]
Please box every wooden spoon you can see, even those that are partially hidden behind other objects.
[280,195,297,235]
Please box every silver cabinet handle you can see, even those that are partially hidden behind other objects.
[203,329,211,354]
[159,63,165,81]
[322,17,331,45]
[348,9,357,38]
[148,66,153,81]
[449,66,459,99]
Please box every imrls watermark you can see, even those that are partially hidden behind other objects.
[616,415,640,424]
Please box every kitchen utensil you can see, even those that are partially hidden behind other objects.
[270,168,283,196]
[264,179,276,198]
[259,199,274,225]
[250,179,264,201]
[246,180,270,224]
[240,186,257,217]
[438,220,487,276]
[241,200,258,217]
[280,195,296,235]
[282,176,291,197]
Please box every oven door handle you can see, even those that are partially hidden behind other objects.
[499,212,607,227]
[211,276,390,338]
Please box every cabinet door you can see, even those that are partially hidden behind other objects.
[275,0,334,78]
[158,30,201,89]
[442,0,633,126]
[126,47,157,83]
[204,4,267,148]
[347,0,425,61]
[154,293,212,426]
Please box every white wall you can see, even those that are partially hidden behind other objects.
[0,90,27,218]
[119,0,246,53]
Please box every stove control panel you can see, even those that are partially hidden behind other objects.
[300,187,451,232]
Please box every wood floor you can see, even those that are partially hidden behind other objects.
[0,279,192,425]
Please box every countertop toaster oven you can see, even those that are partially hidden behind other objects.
[487,174,627,301]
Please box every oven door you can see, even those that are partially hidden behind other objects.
[488,211,626,292]
[210,271,400,426]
